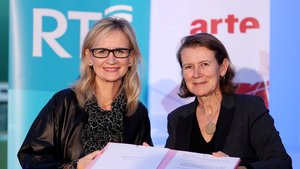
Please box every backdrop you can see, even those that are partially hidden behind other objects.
[148,0,269,145]
[8,0,299,168]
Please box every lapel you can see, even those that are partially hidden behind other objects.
[214,94,236,151]
[175,99,197,150]
[221,94,246,156]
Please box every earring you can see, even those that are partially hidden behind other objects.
[220,76,225,81]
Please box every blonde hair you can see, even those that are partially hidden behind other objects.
[72,17,142,116]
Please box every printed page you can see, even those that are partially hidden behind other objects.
[88,143,169,169]
[164,151,240,169]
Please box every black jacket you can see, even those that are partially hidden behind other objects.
[165,94,292,169]
[18,88,153,168]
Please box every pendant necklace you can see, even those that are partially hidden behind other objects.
[203,107,218,135]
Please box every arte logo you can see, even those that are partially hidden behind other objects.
[190,14,260,35]
[32,5,133,58]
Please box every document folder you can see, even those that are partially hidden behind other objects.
[87,142,240,169]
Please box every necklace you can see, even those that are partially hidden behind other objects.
[202,106,219,135]
[205,120,216,135]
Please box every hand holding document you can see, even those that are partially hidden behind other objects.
[87,143,240,169]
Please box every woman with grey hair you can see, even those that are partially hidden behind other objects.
[165,32,292,169]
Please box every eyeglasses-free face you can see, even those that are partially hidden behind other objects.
[90,48,132,58]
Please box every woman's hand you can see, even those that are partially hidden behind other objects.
[142,142,150,146]
[212,151,229,157]
[77,150,102,169]
[212,151,247,169]
[237,166,247,169]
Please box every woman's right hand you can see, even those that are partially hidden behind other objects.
[237,167,247,169]
[77,150,103,169]
[142,142,150,146]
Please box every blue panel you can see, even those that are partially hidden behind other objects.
[270,1,300,168]
[8,1,150,168]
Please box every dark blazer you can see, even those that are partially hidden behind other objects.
[165,94,292,169]
[18,88,153,169]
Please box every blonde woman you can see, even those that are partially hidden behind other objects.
[18,17,153,169]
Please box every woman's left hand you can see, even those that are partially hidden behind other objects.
[142,142,150,146]
[212,151,229,157]
[77,150,103,169]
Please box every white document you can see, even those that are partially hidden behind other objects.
[87,142,169,169]
[87,143,240,169]
[164,150,240,169]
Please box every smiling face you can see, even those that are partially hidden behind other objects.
[181,46,228,97]
[86,30,133,86]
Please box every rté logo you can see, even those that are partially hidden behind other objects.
[32,5,133,58]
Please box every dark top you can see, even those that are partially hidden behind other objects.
[189,103,233,154]
[189,113,215,153]
[165,94,292,169]
[18,88,153,169]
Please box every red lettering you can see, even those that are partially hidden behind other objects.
[190,19,207,34]
[190,14,260,34]
[211,19,222,34]
[225,14,239,33]
[240,17,260,33]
